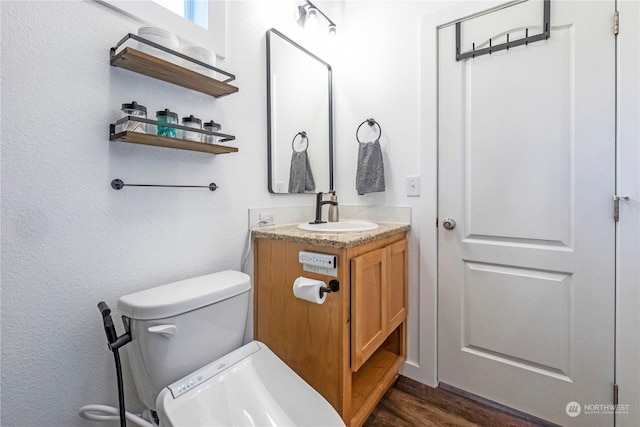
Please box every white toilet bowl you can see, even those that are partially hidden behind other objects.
[157,341,345,427]
[117,270,345,427]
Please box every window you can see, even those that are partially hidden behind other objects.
[98,0,225,57]
[152,0,208,30]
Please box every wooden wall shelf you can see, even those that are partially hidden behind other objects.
[111,47,239,98]
[110,131,238,154]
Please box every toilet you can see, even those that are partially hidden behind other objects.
[117,270,345,427]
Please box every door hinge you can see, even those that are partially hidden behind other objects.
[613,384,619,405]
[614,11,619,35]
[614,195,630,222]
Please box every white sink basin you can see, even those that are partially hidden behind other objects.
[297,220,379,233]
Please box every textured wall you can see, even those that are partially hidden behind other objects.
[0,1,443,425]
[0,1,308,425]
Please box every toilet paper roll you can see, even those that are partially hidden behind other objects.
[292,277,326,304]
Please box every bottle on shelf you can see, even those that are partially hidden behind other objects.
[119,101,147,133]
[156,108,178,138]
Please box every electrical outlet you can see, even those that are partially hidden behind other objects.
[259,212,275,227]
[406,175,420,197]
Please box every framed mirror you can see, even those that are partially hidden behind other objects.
[266,28,333,194]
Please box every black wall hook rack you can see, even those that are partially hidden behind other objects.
[111,179,218,191]
[455,0,550,61]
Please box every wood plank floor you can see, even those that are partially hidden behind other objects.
[364,376,554,427]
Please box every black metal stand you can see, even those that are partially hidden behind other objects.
[455,0,551,61]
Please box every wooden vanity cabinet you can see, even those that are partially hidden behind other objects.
[351,238,408,372]
[253,229,408,427]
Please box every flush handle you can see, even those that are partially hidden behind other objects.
[148,324,177,337]
[442,218,456,230]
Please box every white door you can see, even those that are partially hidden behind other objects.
[437,1,616,425]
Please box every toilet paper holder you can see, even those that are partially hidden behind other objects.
[320,280,340,298]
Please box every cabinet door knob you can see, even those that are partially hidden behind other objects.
[442,218,456,230]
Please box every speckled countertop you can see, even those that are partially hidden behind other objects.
[252,222,410,249]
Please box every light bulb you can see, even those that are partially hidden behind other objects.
[328,24,337,36]
[306,7,318,25]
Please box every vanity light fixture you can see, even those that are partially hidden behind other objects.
[296,0,337,36]
[307,7,318,21]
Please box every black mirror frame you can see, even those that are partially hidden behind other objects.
[266,28,334,194]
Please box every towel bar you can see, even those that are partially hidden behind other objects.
[111,179,218,191]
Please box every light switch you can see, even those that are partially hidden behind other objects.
[406,175,420,197]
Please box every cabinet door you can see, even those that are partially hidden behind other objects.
[386,239,408,332]
[351,247,387,372]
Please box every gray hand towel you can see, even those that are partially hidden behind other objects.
[356,139,385,195]
[288,150,316,193]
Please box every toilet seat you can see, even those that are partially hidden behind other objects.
[156,341,345,427]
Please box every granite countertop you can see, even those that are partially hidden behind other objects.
[252,222,410,249]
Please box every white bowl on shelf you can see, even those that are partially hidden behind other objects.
[181,45,217,77]
[137,27,179,62]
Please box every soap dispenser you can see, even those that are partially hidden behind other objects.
[328,191,339,222]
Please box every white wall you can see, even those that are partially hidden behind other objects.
[0,1,316,425]
[0,1,446,425]
[333,0,446,380]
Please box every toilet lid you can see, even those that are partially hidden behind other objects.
[156,341,345,427]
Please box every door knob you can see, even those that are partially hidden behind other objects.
[442,218,456,230]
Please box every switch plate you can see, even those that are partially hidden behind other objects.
[406,175,420,197]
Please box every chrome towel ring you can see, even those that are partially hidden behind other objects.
[356,118,381,143]
[292,131,309,152]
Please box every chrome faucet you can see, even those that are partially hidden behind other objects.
[311,191,339,224]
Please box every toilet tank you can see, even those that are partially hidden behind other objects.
[117,270,251,410]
